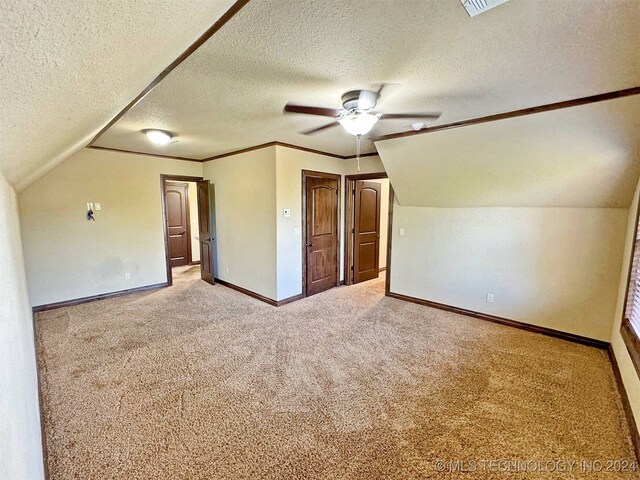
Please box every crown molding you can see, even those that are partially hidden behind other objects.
[87,145,202,163]
[87,142,380,163]
[202,141,378,162]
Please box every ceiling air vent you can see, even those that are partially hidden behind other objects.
[459,0,509,17]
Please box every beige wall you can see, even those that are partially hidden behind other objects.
[187,181,200,263]
[275,148,386,300]
[203,147,277,300]
[19,148,202,306]
[343,155,385,176]
[389,205,627,341]
[275,146,346,300]
[18,145,386,306]
[611,179,640,433]
[0,173,45,479]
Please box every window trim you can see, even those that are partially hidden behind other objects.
[621,318,640,377]
[620,194,640,377]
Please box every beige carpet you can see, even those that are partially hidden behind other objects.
[36,271,638,479]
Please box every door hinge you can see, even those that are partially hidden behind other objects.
[351,265,354,271]
[351,228,355,234]
[352,189,356,195]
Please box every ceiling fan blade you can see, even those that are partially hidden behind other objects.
[300,121,340,135]
[284,104,342,117]
[379,112,442,120]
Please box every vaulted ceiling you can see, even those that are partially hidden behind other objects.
[93,0,640,161]
[1,0,236,190]
[2,0,639,200]
[376,95,640,207]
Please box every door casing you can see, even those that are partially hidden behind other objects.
[160,174,204,286]
[344,172,393,287]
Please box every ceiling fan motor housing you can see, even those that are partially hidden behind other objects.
[342,89,377,111]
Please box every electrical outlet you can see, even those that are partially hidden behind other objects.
[225,267,229,275]
[283,208,291,217]
[124,272,131,280]
[486,293,494,303]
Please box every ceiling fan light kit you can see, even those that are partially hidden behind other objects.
[338,112,379,136]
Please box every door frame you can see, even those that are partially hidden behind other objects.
[160,174,204,286]
[301,170,342,298]
[343,172,393,288]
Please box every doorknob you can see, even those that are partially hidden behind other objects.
[181,230,186,235]
[307,243,313,247]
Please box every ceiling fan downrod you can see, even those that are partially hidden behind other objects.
[356,134,362,172]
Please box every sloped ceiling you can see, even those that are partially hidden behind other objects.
[94,0,640,160]
[375,96,640,208]
[0,0,236,190]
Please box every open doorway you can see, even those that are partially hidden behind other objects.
[344,172,392,287]
[160,175,215,286]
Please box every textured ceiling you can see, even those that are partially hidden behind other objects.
[375,95,640,208]
[95,0,640,160]
[0,0,237,190]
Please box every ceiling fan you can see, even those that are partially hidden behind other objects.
[283,85,441,137]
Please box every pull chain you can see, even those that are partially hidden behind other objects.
[356,134,361,172]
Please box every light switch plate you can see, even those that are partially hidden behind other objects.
[95,203,101,211]
[399,228,405,237]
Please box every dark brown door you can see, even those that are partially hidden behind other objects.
[305,173,339,296]
[165,182,190,267]
[353,180,381,284]
[197,180,215,285]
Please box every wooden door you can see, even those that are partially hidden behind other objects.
[165,182,191,267]
[197,180,215,285]
[353,180,381,283]
[305,173,339,296]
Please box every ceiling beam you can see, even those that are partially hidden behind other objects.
[372,86,640,142]
[89,0,251,145]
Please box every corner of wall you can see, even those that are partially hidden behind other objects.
[0,172,45,479]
